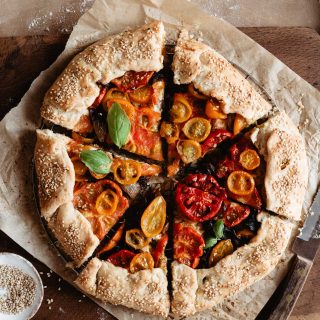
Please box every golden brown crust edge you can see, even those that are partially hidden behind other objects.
[75,258,170,317]
[34,129,74,219]
[249,111,308,221]
[172,30,272,124]
[41,21,165,130]
[171,212,293,317]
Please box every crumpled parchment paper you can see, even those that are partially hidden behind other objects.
[0,0,319,319]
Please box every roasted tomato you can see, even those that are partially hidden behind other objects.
[89,170,108,180]
[74,115,93,134]
[215,159,242,179]
[111,71,154,91]
[182,117,211,142]
[153,234,168,268]
[71,131,95,144]
[229,139,253,162]
[96,189,119,215]
[229,187,262,209]
[140,163,162,176]
[236,228,255,240]
[160,122,179,144]
[182,174,227,199]
[91,87,107,108]
[125,228,149,250]
[129,252,154,273]
[223,201,251,228]
[102,88,129,110]
[104,98,136,119]
[201,129,233,155]
[187,83,207,100]
[176,140,202,164]
[174,223,204,268]
[167,158,180,178]
[107,250,135,269]
[170,93,193,123]
[137,108,161,130]
[205,100,227,119]
[130,125,163,161]
[72,158,88,177]
[141,196,166,238]
[208,239,233,267]
[129,85,153,104]
[97,224,125,255]
[233,114,247,135]
[227,171,255,196]
[112,159,142,185]
[239,149,260,170]
[175,183,223,222]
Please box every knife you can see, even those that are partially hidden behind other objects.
[266,188,320,320]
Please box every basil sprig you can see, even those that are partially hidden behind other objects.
[80,150,112,174]
[204,220,225,249]
[107,102,131,148]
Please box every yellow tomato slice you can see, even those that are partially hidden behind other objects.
[160,122,180,144]
[138,108,161,129]
[227,170,255,196]
[208,239,234,267]
[205,100,227,119]
[129,252,154,273]
[233,114,247,135]
[112,159,142,185]
[176,140,202,164]
[141,196,166,238]
[102,88,128,109]
[187,83,207,100]
[125,229,150,250]
[182,117,211,142]
[239,149,261,170]
[129,85,153,104]
[71,131,95,144]
[95,189,119,215]
[170,94,192,123]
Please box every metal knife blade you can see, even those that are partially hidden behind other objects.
[292,188,320,262]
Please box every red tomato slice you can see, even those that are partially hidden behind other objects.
[223,201,251,228]
[215,158,242,179]
[174,224,204,268]
[90,87,107,108]
[153,234,168,268]
[175,183,223,222]
[183,174,227,199]
[111,71,154,92]
[228,187,262,210]
[107,250,135,270]
[131,125,163,161]
[201,129,233,155]
[229,138,253,162]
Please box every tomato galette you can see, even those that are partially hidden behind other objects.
[34,21,308,318]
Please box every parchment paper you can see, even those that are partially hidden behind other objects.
[0,0,319,319]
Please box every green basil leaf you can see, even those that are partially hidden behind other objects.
[213,220,224,239]
[107,102,131,148]
[80,150,112,174]
[204,237,218,249]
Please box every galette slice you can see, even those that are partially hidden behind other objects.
[75,194,170,317]
[34,129,162,267]
[41,21,166,161]
[162,30,272,176]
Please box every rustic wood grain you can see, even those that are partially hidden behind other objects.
[0,27,319,320]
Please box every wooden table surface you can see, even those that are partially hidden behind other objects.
[0,27,319,320]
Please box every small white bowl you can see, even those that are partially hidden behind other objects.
[0,253,44,320]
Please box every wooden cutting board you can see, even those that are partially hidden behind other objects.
[0,27,319,320]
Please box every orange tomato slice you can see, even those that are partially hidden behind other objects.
[72,159,88,176]
[239,149,260,170]
[208,239,234,267]
[95,189,119,215]
[137,108,161,130]
[104,98,136,119]
[125,228,150,250]
[89,170,108,180]
[236,229,255,240]
[227,170,255,196]
[112,159,142,185]
[129,85,153,104]
[205,100,227,119]
[176,140,202,164]
[233,114,247,135]
[187,83,207,100]
[160,122,180,144]
[141,196,166,238]
[170,94,193,123]
[97,224,125,255]
[129,252,154,273]
[182,117,211,142]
